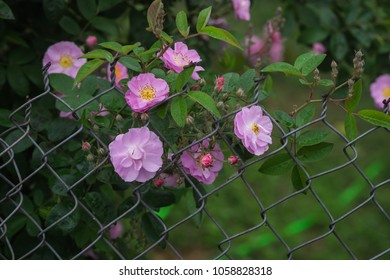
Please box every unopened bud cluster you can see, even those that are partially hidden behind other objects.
[352,50,364,79]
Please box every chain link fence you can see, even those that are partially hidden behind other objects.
[0,63,389,260]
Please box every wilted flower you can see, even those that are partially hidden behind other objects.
[312,42,326,54]
[107,62,128,88]
[109,127,163,183]
[43,41,86,79]
[370,74,390,109]
[180,140,224,185]
[160,42,204,80]
[109,222,124,240]
[234,105,273,156]
[160,173,181,189]
[232,0,251,21]
[86,35,97,48]
[125,73,169,113]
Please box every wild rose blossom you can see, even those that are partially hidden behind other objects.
[370,74,390,109]
[109,127,163,183]
[125,73,169,113]
[234,105,273,156]
[160,42,204,80]
[232,0,251,21]
[107,62,128,88]
[43,41,86,78]
[312,42,326,54]
[180,140,224,185]
[245,32,283,65]
[159,173,181,189]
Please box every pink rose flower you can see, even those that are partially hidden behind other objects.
[312,42,326,54]
[107,62,128,88]
[232,0,251,21]
[86,35,97,48]
[43,41,86,79]
[370,74,390,109]
[125,73,169,113]
[109,127,163,183]
[245,32,283,65]
[234,105,273,156]
[160,173,181,189]
[180,140,224,185]
[109,222,124,240]
[160,42,204,80]
[200,153,213,168]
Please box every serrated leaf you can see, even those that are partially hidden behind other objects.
[176,10,189,37]
[187,91,221,118]
[175,65,194,92]
[0,0,15,20]
[297,142,333,162]
[98,41,122,53]
[196,6,212,32]
[119,56,142,72]
[291,165,309,192]
[59,15,80,35]
[74,59,104,86]
[294,52,316,70]
[258,153,294,175]
[77,0,97,21]
[49,73,73,94]
[121,42,141,54]
[261,62,302,76]
[346,79,362,112]
[80,49,113,62]
[296,105,315,127]
[170,96,187,128]
[222,72,240,92]
[46,202,80,234]
[297,130,330,147]
[199,26,242,50]
[301,54,326,76]
[274,111,295,128]
[345,113,358,141]
[238,69,256,94]
[358,109,390,128]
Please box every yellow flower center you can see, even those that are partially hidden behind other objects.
[383,87,390,98]
[251,123,260,135]
[59,55,73,68]
[174,52,189,67]
[140,85,156,100]
[115,65,122,79]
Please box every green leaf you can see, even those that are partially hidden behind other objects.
[196,6,212,32]
[297,142,333,162]
[261,62,302,76]
[49,73,74,95]
[345,113,358,141]
[5,130,36,154]
[9,47,35,65]
[274,111,295,128]
[199,26,242,50]
[47,118,78,142]
[84,192,115,223]
[0,109,12,127]
[296,105,315,127]
[176,10,189,37]
[238,69,256,94]
[294,52,316,70]
[98,41,122,53]
[118,56,142,72]
[297,130,330,147]
[50,175,76,196]
[43,0,65,22]
[121,42,141,54]
[318,79,334,87]
[291,165,308,192]
[91,17,119,36]
[258,153,294,175]
[142,212,166,248]
[80,49,113,62]
[74,59,104,86]
[301,54,326,76]
[187,91,221,118]
[59,15,80,35]
[346,79,362,112]
[144,189,176,209]
[77,0,97,20]
[98,0,123,11]
[170,96,187,128]
[7,66,29,96]
[161,31,173,44]
[0,0,15,20]
[222,72,240,92]
[175,65,194,92]
[357,109,390,128]
[46,202,80,234]
[330,32,348,60]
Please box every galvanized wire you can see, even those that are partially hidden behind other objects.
[0,63,389,260]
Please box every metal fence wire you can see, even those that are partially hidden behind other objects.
[0,62,389,260]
